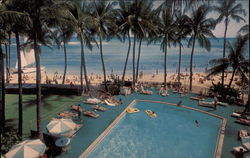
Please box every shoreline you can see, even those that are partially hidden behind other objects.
[8,71,245,95]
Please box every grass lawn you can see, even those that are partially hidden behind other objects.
[5,94,83,138]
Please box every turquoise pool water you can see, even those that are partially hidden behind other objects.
[86,101,222,158]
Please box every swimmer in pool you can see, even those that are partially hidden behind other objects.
[195,120,199,127]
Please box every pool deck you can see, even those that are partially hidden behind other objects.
[5,89,248,158]
[50,88,249,158]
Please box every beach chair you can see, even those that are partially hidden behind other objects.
[92,105,107,112]
[71,105,85,112]
[83,111,99,118]
[235,118,250,126]
[198,101,215,108]
[238,130,250,140]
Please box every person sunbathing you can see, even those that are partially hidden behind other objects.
[71,105,85,112]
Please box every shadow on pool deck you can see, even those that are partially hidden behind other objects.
[38,89,248,158]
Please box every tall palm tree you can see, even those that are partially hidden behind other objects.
[207,35,250,88]
[89,1,117,91]
[158,9,176,87]
[183,5,216,91]
[5,0,31,138]
[174,13,189,91]
[55,1,94,92]
[134,1,158,83]
[117,0,133,83]
[213,0,246,86]
[20,0,60,140]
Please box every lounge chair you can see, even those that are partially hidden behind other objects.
[104,99,116,106]
[141,90,153,95]
[145,110,157,118]
[231,112,242,118]
[92,105,107,112]
[232,146,247,153]
[161,92,169,96]
[83,111,99,118]
[235,118,250,126]
[242,137,250,150]
[190,96,205,101]
[217,101,228,107]
[238,130,249,140]
[127,107,140,113]
[84,98,101,104]
[57,111,77,119]
[71,105,85,112]
[198,101,215,108]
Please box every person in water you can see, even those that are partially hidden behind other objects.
[195,120,199,127]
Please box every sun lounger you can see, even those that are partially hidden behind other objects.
[57,111,77,119]
[104,99,116,106]
[242,137,250,150]
[145,110,157,118]
[232,112,242,118]
[217,101,228,107]
[232,146,247,153]
[190,96,205,101]
[161,92,169,96]
[235,118,250,126]
[83,111,99,118]
[84,98,101,104]
[127,107,140,113]
[198,101,215,108]
[92,105,107,112]
[71,105,85,112]
[238,130,250,140]
[141,90,153,95]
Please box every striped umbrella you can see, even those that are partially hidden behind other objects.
[5,139,46,158]
[46,118,76,136]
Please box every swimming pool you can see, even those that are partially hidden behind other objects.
[82,100,225,158]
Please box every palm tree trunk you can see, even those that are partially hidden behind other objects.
[135,38,142,83]
[80,38,83,91]
[80,33,89,92]
[228,68,236,88]
[0,44,6,130]
[34,32,43,140]
[99,36,108,91]
[164,45,168,87]
[189,36,196,91]
[15,33,23,138]
[178,43,182,91]
[4,44,9,84]
[122,31,131,83]
[62,40,67,85]
[222,18,228,86]
[132,35,136,88]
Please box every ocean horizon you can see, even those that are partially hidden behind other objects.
[7,37,249,76]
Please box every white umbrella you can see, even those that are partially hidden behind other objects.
[5,139,46,158]
[46,118,76,136]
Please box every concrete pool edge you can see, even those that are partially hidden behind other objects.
[79,99,227,158]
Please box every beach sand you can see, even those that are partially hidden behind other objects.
[8,71,243,95]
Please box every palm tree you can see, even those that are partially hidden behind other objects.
[183,5,216,91]
[207,35,250,88]
[213,0,246,86]
[89,1,117,91]
[174,13,189,91]
[135,1,158,83]
[55,1,94,92]
[116,0,133,83]
[158,10,176,87]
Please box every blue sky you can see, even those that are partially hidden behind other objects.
[153,0,249,38]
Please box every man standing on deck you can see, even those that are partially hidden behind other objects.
[214,93,218,110]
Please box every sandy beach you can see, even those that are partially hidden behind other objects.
[8,71,244,95]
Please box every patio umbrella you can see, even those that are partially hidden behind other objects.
[46,118,76,136]
[5,139,46,158]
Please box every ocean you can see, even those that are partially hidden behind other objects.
[7,37,249,75]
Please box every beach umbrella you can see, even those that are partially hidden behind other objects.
[5,139,46,158]
[46,118,76,136]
